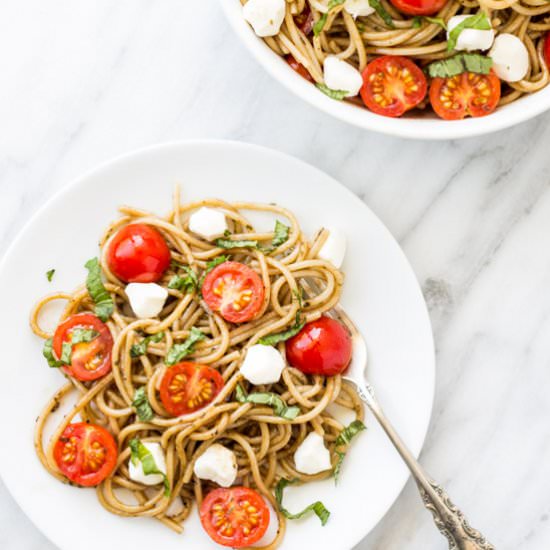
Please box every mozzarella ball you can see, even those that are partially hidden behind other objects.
[489,33,529,82]
[240,344,286,385]
[188,207,228,241]
[243,0,286,37]
[193,444,238,487]
[447,15,494,52]
[129,442,167,486]
[294,432,332,475]
[126,282,168,319]
[323,56,363,98]
[344,0,375,17]
[317,226,346,268]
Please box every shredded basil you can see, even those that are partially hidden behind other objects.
[129,438,170,495]
[165,327,205,365]
[235,384,300,420]
[132,387,154,422]
[168,266,198,293]
[427,53,492,78]
[369,0,395,28]
[46,269,55,282]
[259,290,304,345]
[205,255,229,274]
[272,220,290,248]
[447,12,491,52]
[84,257,114,322]
[413,15,447,29]
[131,332,165,358]
[42,328,98,369]
[313,0,345,35]
[333,420,366,484]
[316,83,348,101]
[215,238,259,250]
[275,479,330,525]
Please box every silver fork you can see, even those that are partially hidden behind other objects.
[334,304,494,550]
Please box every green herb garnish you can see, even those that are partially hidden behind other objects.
[129,438,170,495]
[369,0,395,28]
[132,387,154,422]
[272,220,290,248]
[42,328,98,369]
[427,53,492,78]
[46,269,55,282]
[84,257,114,322]
[313,0,345,35]
[333,420,366,484]
[275,479,330,525]
[412,15,447,29]
[447,12,491,52]
[214,238,259,250]
[168,266,198,293]
[235,384,300,420]
[130,332,165,358]
[259,290,304,345]
[165,327,205,365]
[205,255,229,273]
[316,83,349,101]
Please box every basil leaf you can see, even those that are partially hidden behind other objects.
[129,438,170,496]
[205,255,229,274]
[132,387,154,422]
[272,220,290,248]
[427,53,492,78]
[413,15,447,29]
[131,331,165,358]
[70,328,99,345]
[46,269,55,282]
[275,479,330,525]
[43,339,64,368]
[313,0,345,35]
[168,266,198,293]
[333,420,366,484]
[215,238,259,250]
[447,12,491,52]
[235,384,300,420]
[84,257,114,322]
[258,319,305,346]
[369,0,395,28]
[42,329,98,368]
[316,83,348,101]
[412,16,422,28]
[165,327,205,365]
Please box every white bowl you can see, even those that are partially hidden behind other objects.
[220,0,550,140]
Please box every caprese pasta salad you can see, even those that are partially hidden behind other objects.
[241,0,550,119]
[32,190,365,548]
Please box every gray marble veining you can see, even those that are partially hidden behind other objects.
[1,1,550,548]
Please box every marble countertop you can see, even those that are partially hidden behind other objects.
[2,1,549,548]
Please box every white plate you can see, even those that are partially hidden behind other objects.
[0,141,434,550]
[220,0,550,140]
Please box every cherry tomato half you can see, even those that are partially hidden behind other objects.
[286,54,314,82]
[544,33,550,68]
[160,362,224,416]
[285,317,352,376]
[53,313,113,381]
[360,56,427,118]
[202,261,265,323]
[200,487,270,548]
[389,0,447,15]
[106,223,171,283]
[54,422,118,486]
[430,71,501,120]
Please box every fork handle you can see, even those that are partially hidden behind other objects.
[359,387,494,550]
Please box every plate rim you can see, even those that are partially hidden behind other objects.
[0,139,436,550]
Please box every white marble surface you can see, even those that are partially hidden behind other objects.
[1,1,550,548]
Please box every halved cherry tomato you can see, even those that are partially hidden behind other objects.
[430,71,501,120]
[389,0,447,15]
[202,261,265,323]
[106,223,171,283]
[160,362,224,416]
[286,316,352,376]
[360,56,427,117]
[200,487,270,548]
[295,5,314,35]
[53,313,113,381]
[54,422,117,486]
[544,33,550,67]
[286,54,314,82]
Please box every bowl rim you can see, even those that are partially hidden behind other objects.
[219,0,550,140]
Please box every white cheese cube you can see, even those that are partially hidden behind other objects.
[193,444,238,487]
[128,442,167,486]
[240,344,286,385]
[294,432,332,475]
[345,0,375,17]
[447,15,494,52]
[188,207,228,241]
[489,33,529,82]
[317,226,346,268]
[243,0,286,37]
[126,282,168,319]
[323,56,363,98]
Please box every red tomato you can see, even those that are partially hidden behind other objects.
[200,487,270,548]
[106,223,171,283]
[295,5,314,35]
[360,56,427,117]
[286,54,314,82]
[389,0,447,15]
[202,261,265,323]
[54,423,117,486]
[53,313,113,381]
[544,33,550,67]
[285,317,352,376]
[160,362,224,416]
[430,71,501,120]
